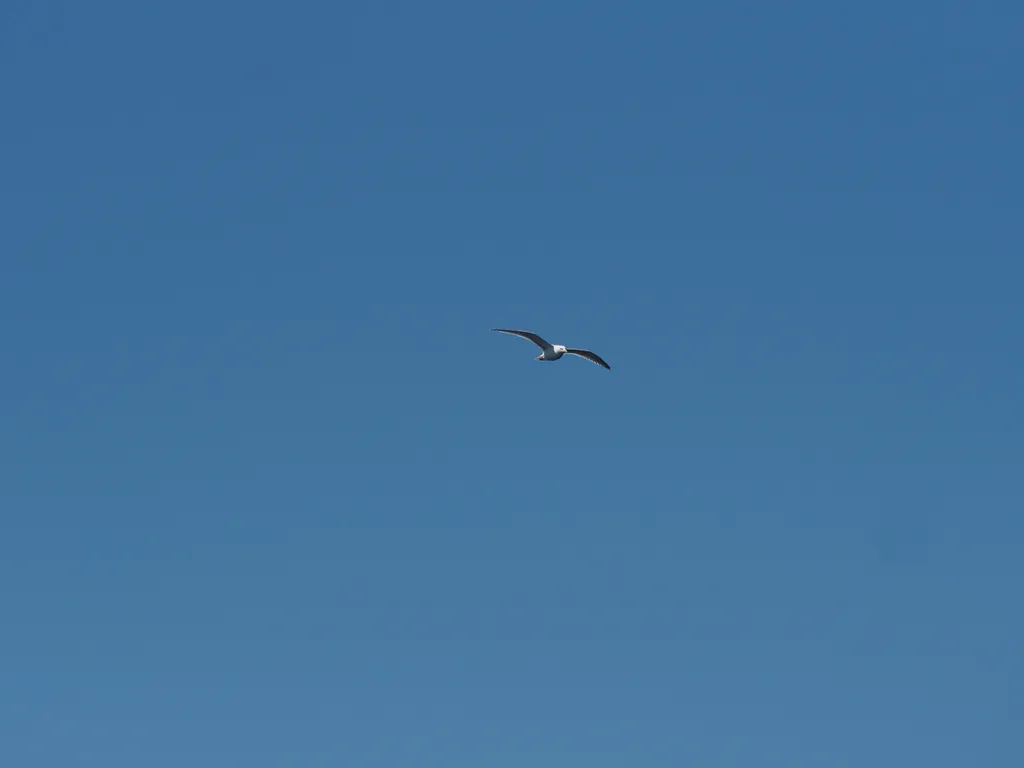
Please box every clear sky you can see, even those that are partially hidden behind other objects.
[2,2,1022,766]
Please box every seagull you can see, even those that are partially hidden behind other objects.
[491,329,611,370]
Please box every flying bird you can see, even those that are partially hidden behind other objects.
[491,329,611,370]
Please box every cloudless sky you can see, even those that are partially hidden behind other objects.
[2,1,1022,765]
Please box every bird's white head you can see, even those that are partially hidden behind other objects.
[554,345,567,353]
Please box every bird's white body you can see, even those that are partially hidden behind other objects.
[538,344,568,361]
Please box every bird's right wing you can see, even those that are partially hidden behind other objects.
[565,348,612,370]
[490,329,553,351]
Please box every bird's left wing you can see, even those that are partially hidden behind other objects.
[565,348,611,370]
[490,329,553,351]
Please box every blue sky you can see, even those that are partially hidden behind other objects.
[2,1,1022,765]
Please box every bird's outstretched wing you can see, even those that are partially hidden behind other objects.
[566,348,611,370]
[490,328,553,351]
